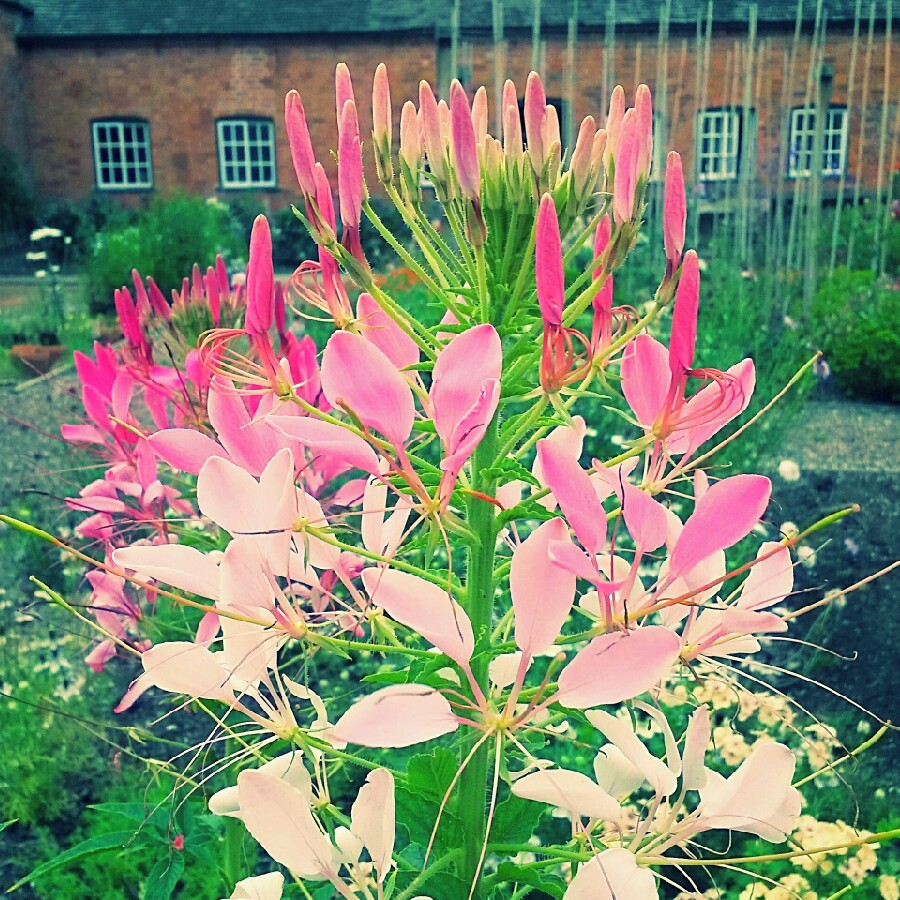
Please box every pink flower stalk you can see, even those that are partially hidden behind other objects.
[285,89,318,198]
[664,151,686,275]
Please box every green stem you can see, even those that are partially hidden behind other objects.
[493,395,549,464]
[456,414,500,897]
[223,738,245,885]
[394,849,462,900]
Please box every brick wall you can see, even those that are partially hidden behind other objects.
[17,27,898,206]
[19,34,436,206]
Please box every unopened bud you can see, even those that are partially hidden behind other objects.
[524,71,547,176]
[604,85,625,169]
[450,80,481,202]
[419,81,447,183]
[569,115,596,200]
[635,84,653,179]
[664,151,686,273]
[372,63,393,183]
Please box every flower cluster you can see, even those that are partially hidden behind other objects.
[36,61,893,900]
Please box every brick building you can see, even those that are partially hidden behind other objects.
[0,0,896,211]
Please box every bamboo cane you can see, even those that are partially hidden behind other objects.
[847,3,876,269]
[829,0,863,273]
[872,0,893,273]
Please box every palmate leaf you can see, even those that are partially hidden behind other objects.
[487,862,566,897]
[395,747,463,855]
[488,794,547,846]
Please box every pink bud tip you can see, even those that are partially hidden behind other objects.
[450,80,481,201]
[373,63,392,149]
[400,100,421,169]
[635,84,653,177]
[335,63,355,122]
[338,99,364,230]
[524,71,547,171]
[613,109,639,225]
[604,85,625,165]
[664,151,686,269]
[536,195,564,327]
[245,215,274,335]
[669,249,700,375]
[419,81,446,181]
[285,90,318,197]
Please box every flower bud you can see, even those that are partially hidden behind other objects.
[419,81,447,183]
[613,109,639,225]
[450,80,481,202]
[502,81,523,155]
[536,195,564,327]
[372,63,394,183]
[569,115,596,200]
[335,63,355,123]
[669,249,700,375]
[472,86,488,148]
[524,71,547,175]
[285,90,318,197]
[399,100,422,199]
[244,215,274,335]
[664,151,686,274]
[635,84,653,179]
[604,85,625,169]
[338,99,364,230]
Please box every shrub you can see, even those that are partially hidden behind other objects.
[812,268,900,402]
[81,194,242,314]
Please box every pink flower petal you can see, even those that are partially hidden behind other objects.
[738,542,793,611]
[321,331,414,448]
[350,769,395,882]
[667,474,771,581]
[565,848,658,900]
[512,768,620,821]
[268,415,381,476]
[536,438,606,554]
[331,685,458,748]
[356,293,420,370]
[237,769,334,878]
[361,568,473,666]
[621,334,672,429]
[112,544,220,600]
[556,626,681,709]
[511,519,576,657]
[149,429,229,476]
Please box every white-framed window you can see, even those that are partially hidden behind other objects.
[216,118,277,189]
[788,107,848,177]
[696,108,742,181]
[91,119,153,190]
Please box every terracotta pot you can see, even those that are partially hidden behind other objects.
[9,343,67,374]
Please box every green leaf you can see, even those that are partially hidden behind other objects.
[395,747,462,854]
[488,861,566,897]
[488,794,547,846]
[143,853,184,900]
[0,819,16,833]
[11,830,135,890]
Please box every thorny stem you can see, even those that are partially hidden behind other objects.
[394,849,462,900]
